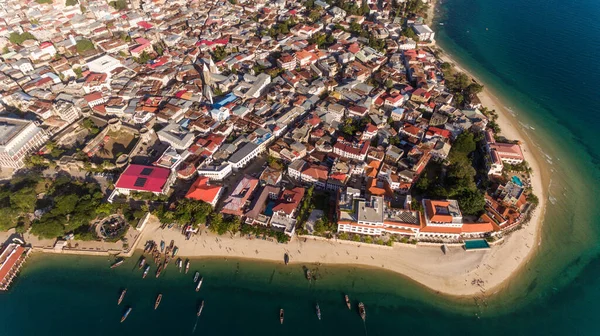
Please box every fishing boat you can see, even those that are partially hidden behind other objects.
[169,240,174,250]
[345,295,351,310]
[305,269,312,281]
[358,302,366,321]
[111,258,124,269]
[195,277,203,292]
[284,253,289,265]
[143,265,150,278]
[172,246,179,257]
[154,294,162,310]
[279,309,284,324]
[117,289,126,305]
[155,263,163,278]
[197,301,204,317]
[138,257,146,269]
[316,303,321,320]
[177,258,182,272]
[160,240,165,252]
[185,260,190,274]
[121,307,132,323]
[193,271,200,282]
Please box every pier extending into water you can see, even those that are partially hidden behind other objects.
[0,243,31,291]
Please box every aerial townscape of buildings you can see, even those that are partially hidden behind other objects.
[0,0,539,288]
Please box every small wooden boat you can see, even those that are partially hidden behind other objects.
[154,294,162,310]
[177,258,182,272]
[305,269,312,281]
[193,271,200,282]
[345,295,351,310]
[316,303,321,320]
[195,277,203,292]
[121,307,132,323]
[143,265,150,278]
[111,257,124,269]
[279,309,284,324]
[185,260,190,274]
[197,300,204,317]
[138,257,146,269]
[155,263,163,278]
[284,253,289,265]
[117,289,126,305]
[358,302,366,321]
[172,246,179,257]
[169,240,174,250]
[160,240,165,252]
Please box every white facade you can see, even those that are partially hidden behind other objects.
[197,163,232,181]
[87,55,121,75]
[0,117,48,169]
[53,101,80,124]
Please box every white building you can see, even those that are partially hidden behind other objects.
[0,117,48,169]
[197,162,232,181]
[156,122,195,150]
[412,24,435,42]
[337,196,421,236]
[53,100,81,124]
[228,142,261,170]
[86,55,121,75]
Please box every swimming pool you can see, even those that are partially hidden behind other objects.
[464,239,490,250]
[512,175,524,186]
[264,200,276,216]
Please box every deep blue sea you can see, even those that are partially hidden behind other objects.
[2,0,600,335]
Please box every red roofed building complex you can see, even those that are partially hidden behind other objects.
[109,164,174,202]
[333,137,370,161]
[221,176,259,216]
[0,244,30,291]
[300,164,329,189]
[419,199,499,240]
[272,187,305,218]
[485,129,525,175]
[185,176,224,207]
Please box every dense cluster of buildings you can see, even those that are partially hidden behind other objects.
[0,0,532,242]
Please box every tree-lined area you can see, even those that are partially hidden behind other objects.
[415,131,486,216]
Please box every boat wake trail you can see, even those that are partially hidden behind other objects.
[363,321,368,336]
[192,316,199,334]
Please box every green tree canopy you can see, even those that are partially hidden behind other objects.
[76,39,95,54]
[9,32,36,45]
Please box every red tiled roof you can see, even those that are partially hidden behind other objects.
[137,21,153,30]
[185,176,222,204]
[272,187,305,216]
[115,164,171,193]
[0,245,25,284]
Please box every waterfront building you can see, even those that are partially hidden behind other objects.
[185,176,223,207]
[0,117,48,169]
[109,164,174,202]
[221,176,259,216]
[0,244,30,291]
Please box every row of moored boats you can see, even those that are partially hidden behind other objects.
[113,239,206,323]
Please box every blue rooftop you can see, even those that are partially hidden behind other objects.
[212,93,237,109]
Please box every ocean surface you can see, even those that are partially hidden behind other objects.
[2,0,600,335]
